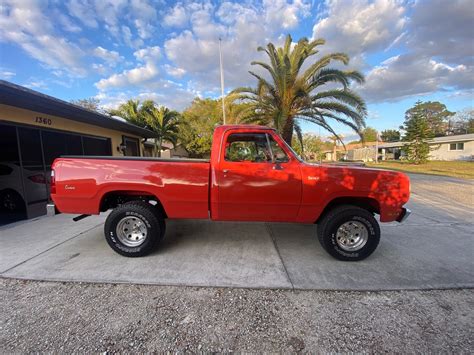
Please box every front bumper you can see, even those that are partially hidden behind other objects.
[396,207,411,223]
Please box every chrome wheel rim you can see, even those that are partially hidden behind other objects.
[336,221,368,251]
[116,216,148,247]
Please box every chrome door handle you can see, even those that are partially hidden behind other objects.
[223,169,230,173]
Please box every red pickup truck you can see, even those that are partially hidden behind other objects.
[51,125,410,261]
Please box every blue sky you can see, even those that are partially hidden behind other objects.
[1,0,472,141]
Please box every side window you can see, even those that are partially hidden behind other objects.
[269,136,289,163]
[225,133,272,162]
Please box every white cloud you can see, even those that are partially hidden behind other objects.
[93,46,122,66]
[309,0,473,103]
[92,63,108,75]
[312,0,407,56]
[163,3,188,28]
[164,64,186,78]
[264,0,311,29]
[95,46,161,90]
[66,0,98,28]
[407,0,473,65]
[0,0,86,76]
[134,46,161,62]
[103,65,157,90]
[24,80,48,90]
[360,54,473,102]
[136,87,196,110]
[130,0,157,39]
[0,69,15,79]
[56,13,82,33]
[66,0,156,46]
[122,25,143,49]
[97,81,198,111]
[164,1,311,92]
[355,0,474,102]
[95,63,159,90]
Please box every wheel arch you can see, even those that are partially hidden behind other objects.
[315,196,380,224]
[99,190,167,218]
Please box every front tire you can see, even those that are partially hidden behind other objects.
[317,205,380,261]
[104,201,165,257]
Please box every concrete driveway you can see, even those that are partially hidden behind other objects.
[1,173,473,290]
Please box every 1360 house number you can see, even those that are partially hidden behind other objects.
[35,116,52,125]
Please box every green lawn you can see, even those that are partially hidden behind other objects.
[366,160,474,180]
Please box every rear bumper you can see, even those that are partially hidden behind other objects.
[396,207,411,223]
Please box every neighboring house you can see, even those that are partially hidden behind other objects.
[143,139,189,158]
[376,133,474,161]
[343,142,378,162]
[342,133,474,162]
[426,134,474,161]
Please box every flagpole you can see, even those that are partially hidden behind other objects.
[219,37,226,125]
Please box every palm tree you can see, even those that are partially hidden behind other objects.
[110,100,181,157]
[230,35,367,146]
[144,106,181,157]
[108,99,154,128]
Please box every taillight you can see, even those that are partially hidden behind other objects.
[28,174,47,184]
[50,170,56,194]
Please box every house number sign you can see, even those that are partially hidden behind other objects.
[35,116,52,125]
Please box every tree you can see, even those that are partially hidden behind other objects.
[145,106,181,157]
[380,129,401,142]
[179,98,222,157]
[109,99,182,157]
[108,99,154,128]
[405,101,454,137]
[361,127,378,142]
[448,108,474,134]
[402,101,434,164]
[71,97,102,112]
[230,34,367,147]
[292,133,332,161]
[347,127,378,144]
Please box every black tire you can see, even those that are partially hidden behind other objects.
[317,205,380,261]
[0,189,25,213]
[104,201,165,257]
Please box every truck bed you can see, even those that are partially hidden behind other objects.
[52,156,210,218]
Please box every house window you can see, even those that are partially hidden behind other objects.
[449,142,464,151]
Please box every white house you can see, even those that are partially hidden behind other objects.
[378,133,474,161]
[340,133,474,162]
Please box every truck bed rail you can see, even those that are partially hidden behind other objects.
[60,156,210,163]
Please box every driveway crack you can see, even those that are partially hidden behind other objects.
[265,223,294,290]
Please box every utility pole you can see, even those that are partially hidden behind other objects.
[219,38,226,125]
[375,131,379,163]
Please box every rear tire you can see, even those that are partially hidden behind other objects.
[104,201,165,257]
[317,205,380,261]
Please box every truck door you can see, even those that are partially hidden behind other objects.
[215,131,302,222]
